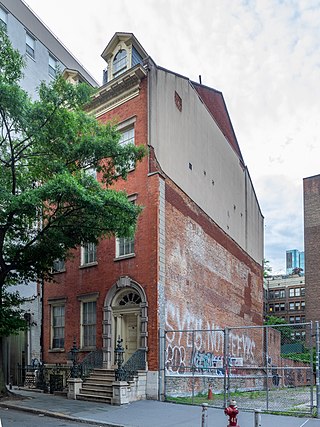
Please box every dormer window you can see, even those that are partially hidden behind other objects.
[113,49,127,78]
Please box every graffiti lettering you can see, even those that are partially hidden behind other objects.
[165,304,256,375]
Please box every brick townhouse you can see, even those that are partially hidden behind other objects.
[42,32,264,399]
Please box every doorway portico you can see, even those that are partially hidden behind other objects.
[103,276,148,368]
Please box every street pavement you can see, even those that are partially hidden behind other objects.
[0,388,319,426]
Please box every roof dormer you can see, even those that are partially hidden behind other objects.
[101,32,148,84]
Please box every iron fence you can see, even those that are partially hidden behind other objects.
[162,322,316,416]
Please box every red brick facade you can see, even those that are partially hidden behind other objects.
[43,77,162,370]
[304,174,320,324]
[164,179,262,333]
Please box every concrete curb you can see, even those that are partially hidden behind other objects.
[0,401,126,427]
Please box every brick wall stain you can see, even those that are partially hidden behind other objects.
[164,179,263,367]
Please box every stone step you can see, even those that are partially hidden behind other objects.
[77,393,112,404]
[83,382,113,390]
[88,373,115,380]
[80,386,112,395]
[80,384,113,393]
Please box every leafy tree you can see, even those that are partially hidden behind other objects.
[0,27,145,394]
[291,267,303,276]
[264,316,293,344]
[263,259,272,278]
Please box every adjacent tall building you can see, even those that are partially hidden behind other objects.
[0,0,97,384]
[42,32,264,399]
[304,174,320,324]
[286,249,305,275]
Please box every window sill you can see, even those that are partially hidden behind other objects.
[49,348,65,353]
[26,52,35,61]
[114,253,135,262]
[79,261,98,269]
[80,347,96,352]
[52,269,66,274]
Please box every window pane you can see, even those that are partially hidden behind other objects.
[26,33,35,58]
[0,7,7,29]
[49,55,57,77]
[82,242,97,264]
[113,49,127,77]
[117,237,134,257]
[83,301,96,347]
[119,128,134,146]
[53,259,65,272]
[52,305,65,348]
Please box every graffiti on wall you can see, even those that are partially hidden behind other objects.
[165,303,255,375]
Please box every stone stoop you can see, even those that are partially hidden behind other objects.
[77,368,115,403]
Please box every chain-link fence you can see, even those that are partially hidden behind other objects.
[162,322,316,416]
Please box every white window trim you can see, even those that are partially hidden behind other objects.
[0,7,7,29]
[49,301,66,350]
[26,32,35,59]
[115,236,135,259]
[117,116,136,172]
[81,242,97,266]
[52,258,65,273]
[81,300,97,349]
[49,54,57,77]
[112,48,128,78]
[115,194,137,259]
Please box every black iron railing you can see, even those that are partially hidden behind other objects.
[79,349,103,379]
[115,338,146,382]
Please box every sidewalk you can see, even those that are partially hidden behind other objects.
[0,388,319,427]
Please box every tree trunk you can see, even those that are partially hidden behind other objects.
[0,336,8,396]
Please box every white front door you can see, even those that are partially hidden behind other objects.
[122,312,138,361]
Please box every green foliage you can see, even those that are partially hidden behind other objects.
[0,27,146,335]
[264,316,294,344]
[0,287,27,336]
[284,348,315,371]
[263,259,272,278]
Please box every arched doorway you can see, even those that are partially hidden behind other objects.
[103,276,148,368]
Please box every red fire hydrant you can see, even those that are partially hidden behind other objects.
[224,399,240,427]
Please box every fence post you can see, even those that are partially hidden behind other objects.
[254,409,262,427]
[201,403,208,427]
[316,321,320,418]
[223,327,230,408]
[265,326,269,411]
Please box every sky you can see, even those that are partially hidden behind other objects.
[24,0,320,275]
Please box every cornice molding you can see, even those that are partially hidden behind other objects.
[87,64,147,117]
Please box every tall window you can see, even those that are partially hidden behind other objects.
[52,305,65,349]
[116,236,135,258]
[26,33,35,58]
[81,242,97,265]
[82,301,96,348]
[48,54,57,77]
[119,126,135,170]
[119,126,134,146]
[53,259,65,273]
[0,7,7,30]
[113,49,127,78]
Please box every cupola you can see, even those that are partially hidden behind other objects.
[101,32,148,84]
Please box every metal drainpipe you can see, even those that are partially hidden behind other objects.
[315,321,320,418]
[40,278,44,363]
